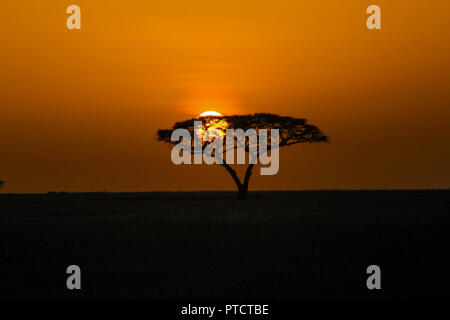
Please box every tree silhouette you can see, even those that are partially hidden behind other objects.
[157,113,328,199]
[0,180,5,191]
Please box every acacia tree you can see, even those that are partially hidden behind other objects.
[157,113,328,199]
[0,180,4,191]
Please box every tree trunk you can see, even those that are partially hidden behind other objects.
[220,163,254,199]
[238,186,247,199]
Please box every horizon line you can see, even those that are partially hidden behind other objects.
[1,188,449,195]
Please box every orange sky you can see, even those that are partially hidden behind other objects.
[1,0,450,193]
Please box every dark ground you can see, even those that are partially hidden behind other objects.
[0,190,449,299]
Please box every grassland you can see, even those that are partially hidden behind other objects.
[0,190,449,299]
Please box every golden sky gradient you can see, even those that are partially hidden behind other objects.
[1,0,450,192]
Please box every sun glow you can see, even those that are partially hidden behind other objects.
[199,111,222,117]
[197,111,227,139]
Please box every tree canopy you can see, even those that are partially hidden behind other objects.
[158,113,328,148]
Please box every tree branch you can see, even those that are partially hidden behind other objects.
[243,163,255,190]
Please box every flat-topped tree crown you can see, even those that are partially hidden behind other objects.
[157,113,328,199]
[158,113,328,146]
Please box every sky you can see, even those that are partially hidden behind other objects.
[1,0,449,193]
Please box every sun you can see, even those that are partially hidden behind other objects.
[199,110,222,117]
[197,110,227,139]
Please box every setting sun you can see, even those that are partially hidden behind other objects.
[199,111,223,117]
[197,111,227,139]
